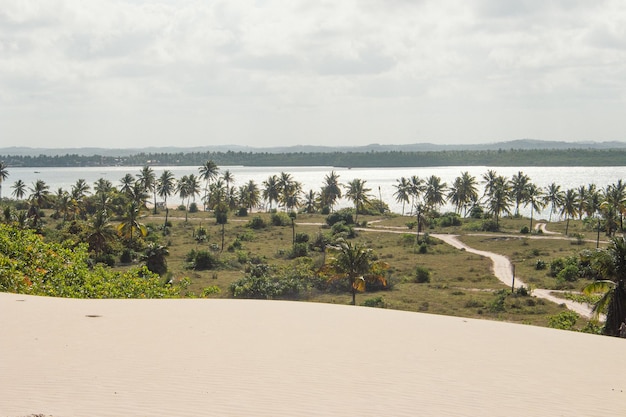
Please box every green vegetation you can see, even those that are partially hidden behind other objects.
[3,160,626,336]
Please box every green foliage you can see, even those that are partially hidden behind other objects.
[289,242,309,258]
[535,259,547,270]
[0,224,181,298]
[237,207,248,217]
[362,296,386,308]
[195,226,208,242]
[247,216,267,229]
[201,286,221,297]
[557,264,580,283]
[271,212,290,226]
[326,209,354,226]
[520,226,530,234]
[481,219,499,232]
[437,213,462,227]
[548,311,579,330]
[185,249,219,270]
[414,265,431,283]
[489,289,508,313]
[188,202,199,213]
[230,261,315,299]
[295,232,309,244]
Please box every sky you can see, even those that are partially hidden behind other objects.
[1,0,625,149]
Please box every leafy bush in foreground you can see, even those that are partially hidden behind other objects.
[0,224,182,298]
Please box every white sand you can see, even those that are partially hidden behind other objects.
[1,292,624,417]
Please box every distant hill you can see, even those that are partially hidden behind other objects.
[2,139,626,156]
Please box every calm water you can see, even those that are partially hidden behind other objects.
[5,165,626,217]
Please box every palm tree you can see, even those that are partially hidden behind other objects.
[141,243,169,275]
[303,189,318,213]
[87,210,117,259]
[486,176,511,229]
[221,170,235,196]
[0,161,8,200]
[345,178,371,224]
[214,202,228,251]
[11,179,26,200]
[424,175,447,212]
[523,183,544,231]
[320,171,342,212]
[262,175,280,211]
[29,180,50,210]
[393,177,410,215]
[138,166,157,214]
[543,182,564,222]
[239,180,261,212]
[583,237,626,336]
[481,169,499,200]
[54,188,73,222]
[119,174,135,197]
[408,175,424,215]
[326,239,388,306]
[510,171,530,217]
[94,178,114,195]
[604,180,626,234]
[576,184,588,220]
[199,160,219,210]
[560,188,578,235]
[71,179,91,219]
[176,175,191,221]
[282,180,302,213]
[208,179,227,210]
[157,170,175,229]
[117,201,147,248]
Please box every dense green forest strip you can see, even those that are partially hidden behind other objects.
[2,148,626,167]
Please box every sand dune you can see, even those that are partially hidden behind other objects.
[1,292,624,417]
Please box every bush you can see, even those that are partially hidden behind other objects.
[414,265,431,283]
[438,213,461,227]
[481,220,499,232]
[177,204,186,211]
[186,249,219,270]
[520,226,530,234]
[237,207,248,217]
[120,248,134,264]
[362,296,386,308]
[202,286,221,297]
[271,212,291,226]
[418,242,428,254]
[489,289,508,313]
[195,226,208,242]
[469,205,483,219]
[248,216,267,229]
[548,311,579,330]
[295,233,309,244]
[535,259,547,270]
[557,264,579,283]
[188,202,199,213]
[326,209,354,226]
[289,242,309,258]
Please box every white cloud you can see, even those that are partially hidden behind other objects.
[0,0,625,148]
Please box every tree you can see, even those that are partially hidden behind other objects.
[424,175,447,212]
[303,189,318,214]
[117,201,147,249]
[345,178,371,224]
[222,169,235,196]
[71,179,91,219]
[486,176,511,229]
[543,182,564,222]
[560,188,578,235]
[214,202,228,251]
[157,170,175,229]
[523,183,544,231]
[326,239,388,305]
[142,243,169,275]
[320,171,342,212]
[262,175,280,212]
[447,171,478,217]
[481,169,499,200]
[0,161,8,200]
[87,210,117,259]
[583,237,626,336]
[408,175,424,215]
[510,171,530,217]
[119,173,135,197]
[176,174,200,221]
[241,180,260,212]
[393,177,410,215]
[11,179,26,200]
[138,166,157,214]
[199,160,219,210]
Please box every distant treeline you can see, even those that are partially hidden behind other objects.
[2,148,626,167]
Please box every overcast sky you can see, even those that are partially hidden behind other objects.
[1,0,625,149]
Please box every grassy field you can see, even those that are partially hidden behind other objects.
[132,210,600,331]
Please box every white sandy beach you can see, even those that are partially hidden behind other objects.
[1,292,624,417]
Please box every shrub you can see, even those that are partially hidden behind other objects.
[188,202,199,213]
[469,205,483,219]
[237,207,248,217]
[520,226,530,234]
[548,311,579,330]
[438,213,461,227]
[271,212,290,226]
[326,209,354,226]
[195,226,208,242]
[248,216,267,229]
[186,249,219,270]
[414,265,430,283]
[289,242,309,258]
[120,248,134,264]
[557,264,579,283]
[418,242,428,254]
[202,286,221,297]
[535,259,547,270]
[177,204,186,211]
[489,289,508,313]
[481,220,499,232]
[295,232,309,243]
[362,296,386,308]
